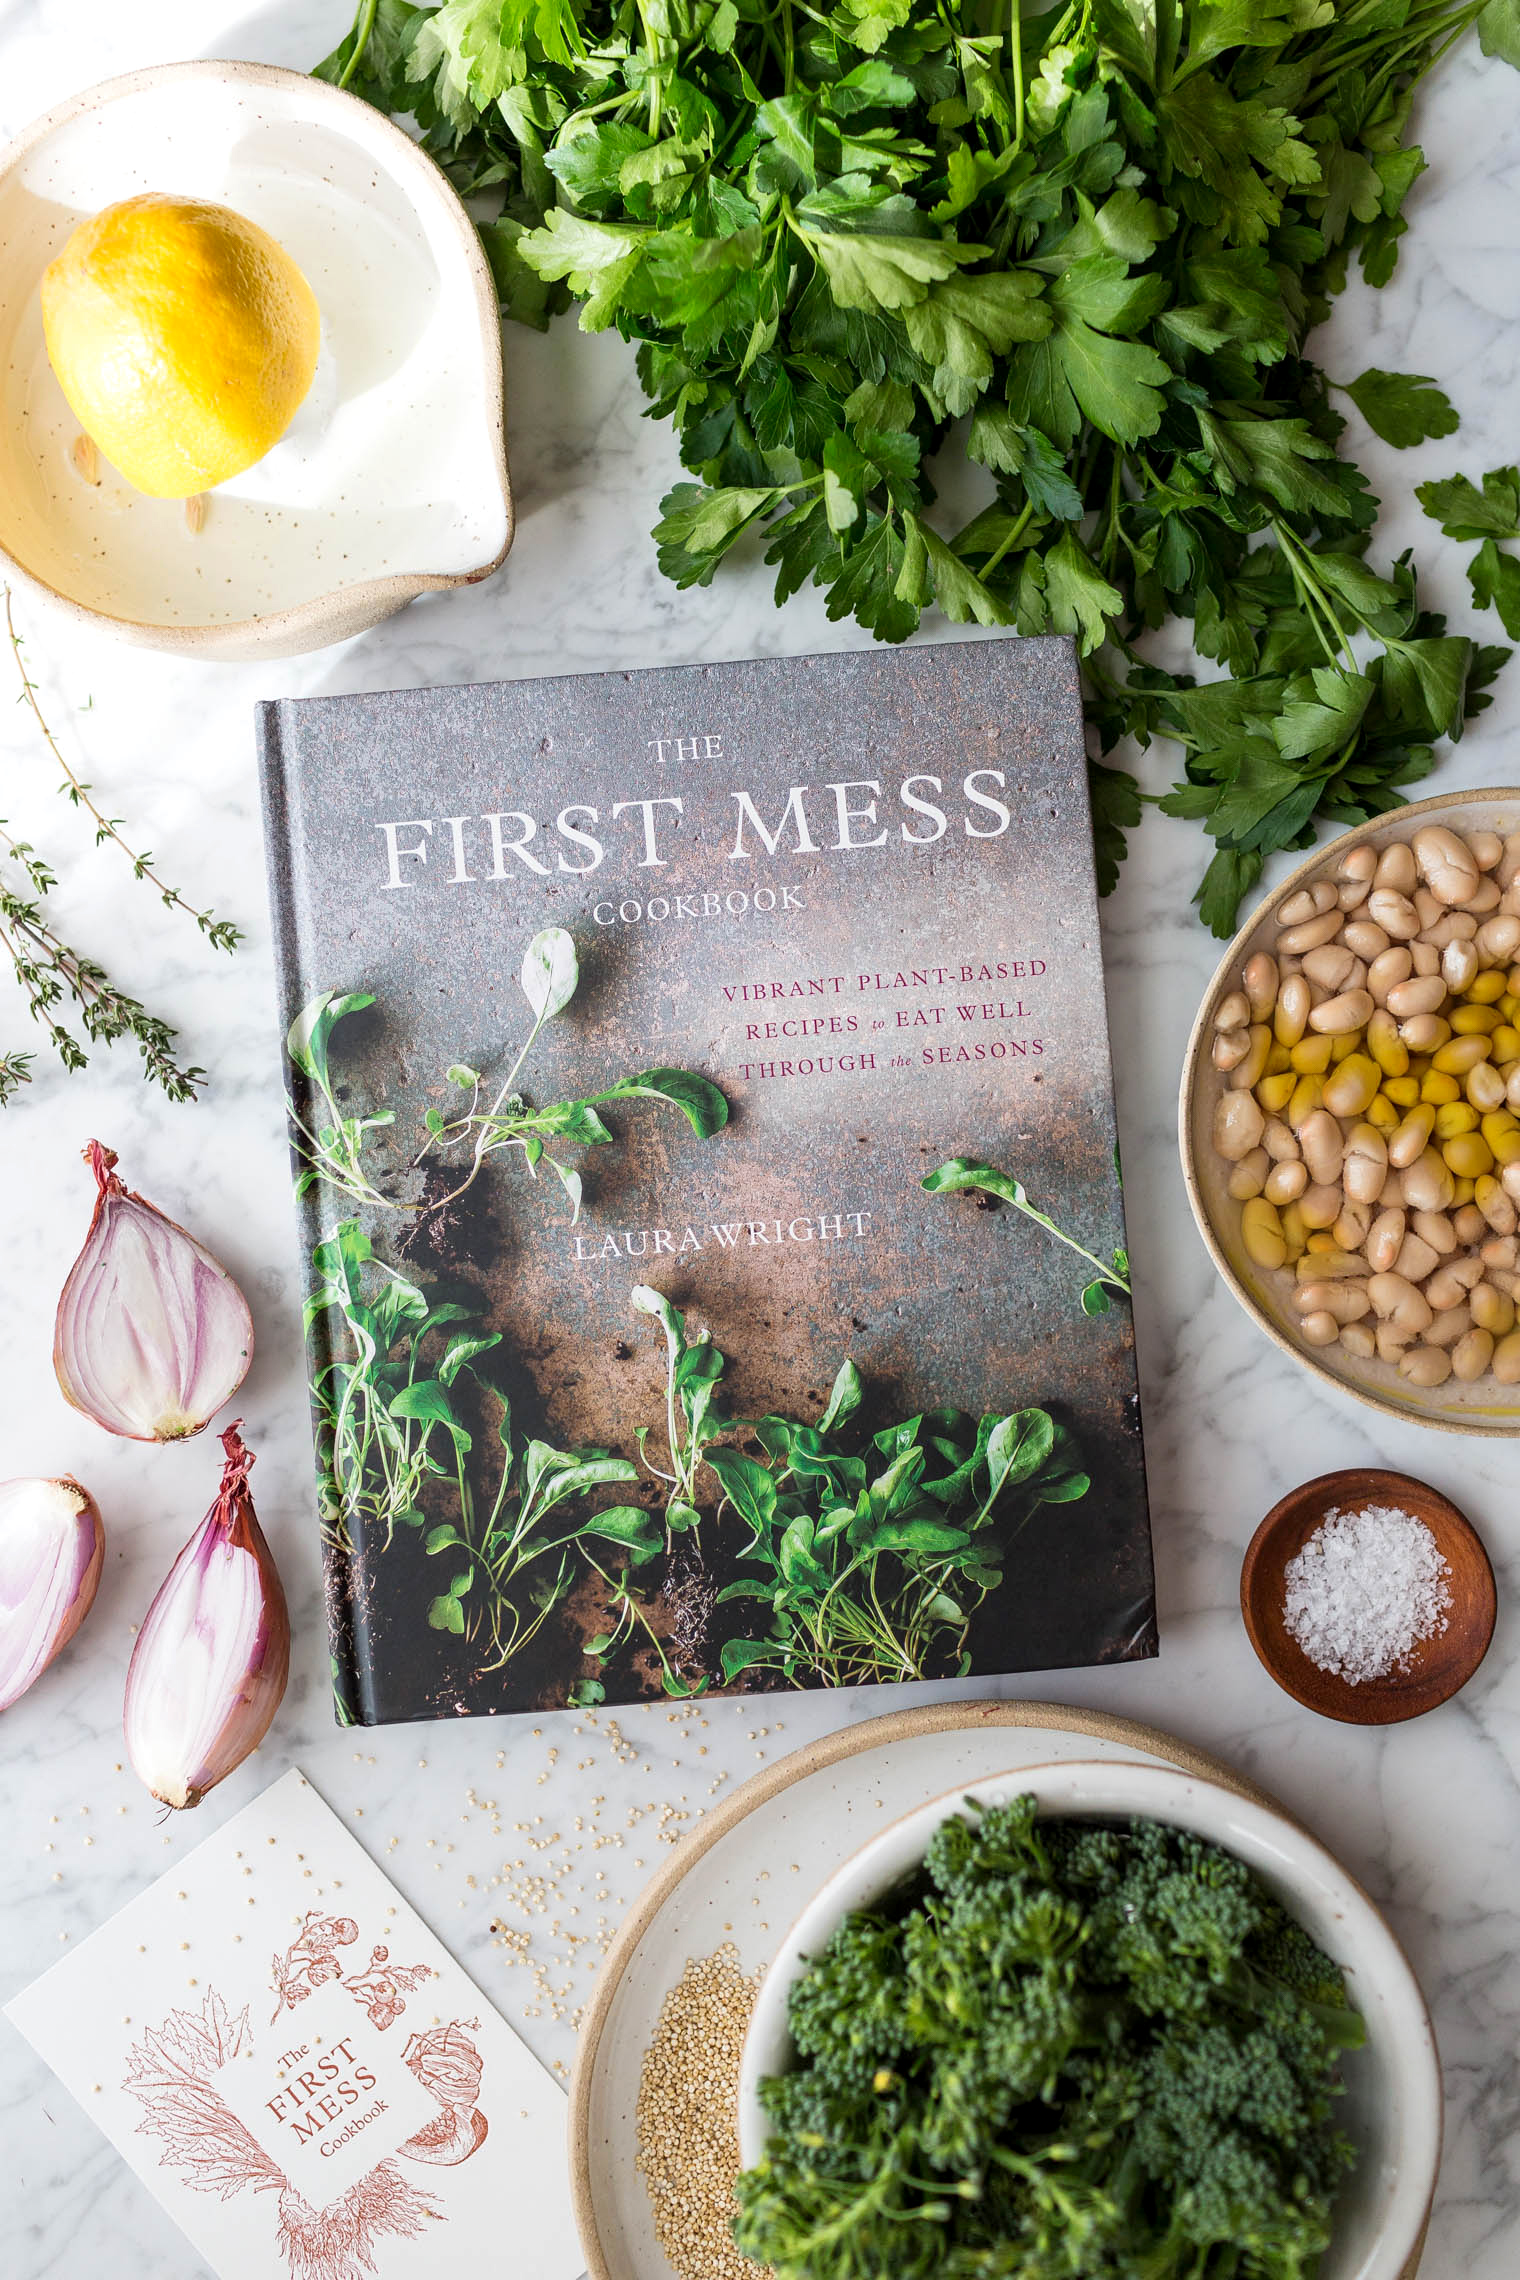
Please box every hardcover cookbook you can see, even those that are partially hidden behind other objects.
[258,635,1154,1726]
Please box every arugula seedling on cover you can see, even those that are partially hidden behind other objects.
[306,1216,660,1673]
[286,925,727,1226]
[317,0,1519,933]
[923,1155,1131,1315]
[628,1292,1090,1690]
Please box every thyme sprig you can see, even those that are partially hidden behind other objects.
[1,589,240,1100]
[6,591,241,951]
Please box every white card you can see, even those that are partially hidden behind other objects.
[6,1769,583,2280]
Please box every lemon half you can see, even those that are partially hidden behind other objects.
[40,192,321,499]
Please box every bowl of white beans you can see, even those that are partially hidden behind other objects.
[1181,788,1520,1433]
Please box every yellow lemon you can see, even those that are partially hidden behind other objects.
[40,192,320,499]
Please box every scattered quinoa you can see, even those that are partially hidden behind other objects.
[1283,1503,1452,1683]
[636,1946,769,2280]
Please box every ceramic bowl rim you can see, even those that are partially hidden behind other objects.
[0,55,513,650]
[1179,785,1520,1437]
[736,1757,1441,2280]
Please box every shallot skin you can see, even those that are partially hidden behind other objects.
[124,1424,288,1810]
[0,1477,104,1712]
[54,1142,253,1442]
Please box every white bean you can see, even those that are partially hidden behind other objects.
[1369,1272,1434,1337]
[1214,989,1250,1031]
[1468,1063,1507,1114]
[1340,1320,1377,1360]
[1333,1200,1370,1252]
[1399,1013,1451,1054]
[1366,1207,1407,1274]
[1453,1327,1496,1381]
[1294,1281,1370,1324]
[1413,887,1445,931]
[1377,1323,1413,1364]
[1279,880,1339,927]
[1214,1090,1265,1161]
[1262,1118,1300,1162]
[1342,1124,1387,1205]
[1386,974,1447,1019]
[1299,1110,1343,1187]
[1299,1311,1340,1347]
[1424,909,1477,948]
[1230,1025,1272,1090]
[1467,830,1504,872]
[1243,952,1279,1020]
[1265,1160,1309,1205]
[1274,977,1311,1047]
[1443,940,1479,994]
[1299,1183,1344,1230]
[1479,1187,1518,1236]
[1477,915,1520,965]
[1410,1209,1457,1255]
[1454,1203,1488,1245]
[1410,940,1442,978]
[1375,842,1417,894]
[1427,1255,1485,1309]
[1467,876,1502,914]
[1481,1236,1520,1270]
[1367,945,1413,1004]
[1309,988,1374,1034]
[1277,909,1343,955]
[1213,1029,1251,1072]
[1227,1148,1270,1201]
[1424,1304,1472,1350]
[1342,920,1390,961]
[1368,887,1419,939]
[1393,1233,1441,1285]
[1303,994,1376,1039]
[1399,1346,1452,1387]
[1301,944,1356,992]
[1401,1149,1456,1213]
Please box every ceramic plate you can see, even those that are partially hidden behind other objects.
[0,60,511,657]
[568,1700,1429,2280]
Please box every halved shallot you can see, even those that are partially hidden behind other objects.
[55,1141,253,1441]
[0,1476,104,1712]
[124,1424,288,1809]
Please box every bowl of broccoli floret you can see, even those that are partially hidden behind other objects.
[736,1761,1438,2280]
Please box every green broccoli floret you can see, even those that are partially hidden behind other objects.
[732,1798,1365,2280]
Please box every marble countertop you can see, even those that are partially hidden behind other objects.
[2,4,1518,2275]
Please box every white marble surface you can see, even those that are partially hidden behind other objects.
[1,4,1518,2275]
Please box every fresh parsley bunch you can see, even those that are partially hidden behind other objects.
[320,0,1520,932]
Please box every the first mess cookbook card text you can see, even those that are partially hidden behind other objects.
[6,1770,582,2280]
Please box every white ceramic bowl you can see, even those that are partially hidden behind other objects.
[1181,788,1520,1435]
[0,60,512,659]
[738,1760,1440,2280]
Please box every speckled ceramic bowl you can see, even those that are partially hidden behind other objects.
[1181,788,1520,1435]
[739,1760,1441,2280]
[0,60,512,659]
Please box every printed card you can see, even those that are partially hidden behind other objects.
[6,1769,582,2280]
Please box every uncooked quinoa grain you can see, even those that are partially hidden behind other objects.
[1282,1503,1452,1683]
[636,1945,769,2280]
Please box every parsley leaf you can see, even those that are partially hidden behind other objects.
[1338,369,1460,449]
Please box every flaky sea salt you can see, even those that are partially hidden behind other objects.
[1282,1503,1452,1685]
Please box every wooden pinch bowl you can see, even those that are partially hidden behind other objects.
[1241,1468,1496,1724]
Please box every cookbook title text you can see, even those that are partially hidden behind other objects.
[373,735,1025,891]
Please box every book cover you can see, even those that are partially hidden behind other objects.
[5,1770,581,2280]
[258,636,1154,1726]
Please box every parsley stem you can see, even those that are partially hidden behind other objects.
[335,0,378,90]
[977,500,1034,579]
